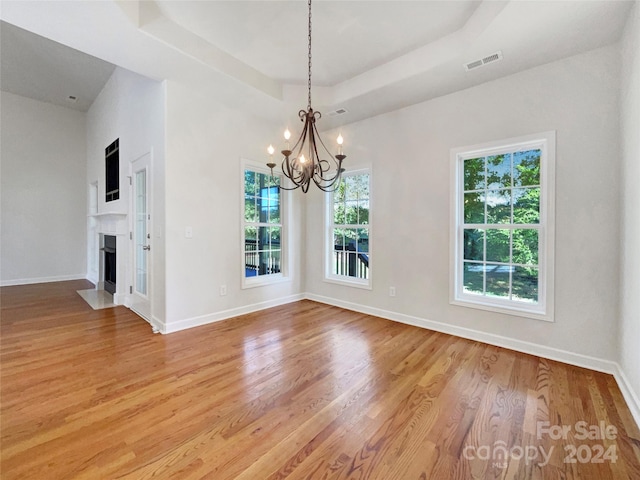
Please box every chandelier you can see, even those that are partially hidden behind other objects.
[267,0,346,193]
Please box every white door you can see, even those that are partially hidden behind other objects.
[130,153,151,320]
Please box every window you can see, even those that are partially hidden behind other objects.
[326,169,371,288]
[451,132,555,321]
[105,138,119,202]
[242,163,286,287]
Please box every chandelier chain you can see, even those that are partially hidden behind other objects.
[307,0,312,110]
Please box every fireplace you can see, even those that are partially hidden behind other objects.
[103,235,116,295]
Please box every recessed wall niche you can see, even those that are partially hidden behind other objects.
[105,138,119,202]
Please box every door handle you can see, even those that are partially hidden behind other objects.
[142,245,151,251]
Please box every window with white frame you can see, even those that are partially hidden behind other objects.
[242,163,285,287]
[326,170,371,288]
[451,132,555,320]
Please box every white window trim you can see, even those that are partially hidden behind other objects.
[241,158,291,289]
[450,132,556,322]
[324,166,372,290]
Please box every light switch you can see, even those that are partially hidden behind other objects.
[185,226,193,238]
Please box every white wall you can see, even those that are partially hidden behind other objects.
[163,80,303,332]
[86,67,165,318]
[619,3,640,419]
[0,91,86,285]
[305,45,621,365]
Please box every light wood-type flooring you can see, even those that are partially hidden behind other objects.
[1,280,639,479]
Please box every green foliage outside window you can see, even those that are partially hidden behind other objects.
[244,170,281,278]
[332,173,370,280]
[462,150,541,303]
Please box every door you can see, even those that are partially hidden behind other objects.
[130,152,151,321]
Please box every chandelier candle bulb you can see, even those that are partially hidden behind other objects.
[284,129,291,150]
[337,134,344,155]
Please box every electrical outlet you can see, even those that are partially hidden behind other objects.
[220,285,227,296]
[185,226,193,238]
[389,286,396,297]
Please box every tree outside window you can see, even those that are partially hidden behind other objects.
[328,171,370,285]
[244,169,282,280]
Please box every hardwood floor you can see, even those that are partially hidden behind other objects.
[1,281,639,479]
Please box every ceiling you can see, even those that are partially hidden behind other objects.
[0,1,635,126]
[155,0,480,86]
[0,21,115,112]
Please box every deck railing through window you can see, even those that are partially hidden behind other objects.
[245,240,281,277]
[333,244,369,279]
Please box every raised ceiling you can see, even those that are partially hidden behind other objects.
[0,1,635,126]
[155,0,480,86]
[0,21,115,112]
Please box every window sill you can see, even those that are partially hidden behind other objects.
[323,276,372,290]
[450,297,553,322]
[242,274,290,290]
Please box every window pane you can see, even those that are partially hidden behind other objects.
[486,264,510,298]
[513,187,540,224]
[347,252,358,277]
[345,176,358,200]
[345,201,359,225]
[463,262,484,295]
[245,226,257,243]
[343,228,357,250]
[512,266,538,303]
[464,157,485,191]
[269,227,281,250]
[244,170,258,195]
[357,174,370,199]
[334,229,345,248]
[486,229,510,263]
[268,204,280,224]
[487,154,511,189]
[334,202,345,224]
[464,192,484,224]
[334,182,346,202]
[245,196,257,223]
[345,174,369,201]
[244,225,258,278]
[357,200,370,225]
[463,229,484,261]
[258,250,270,275]
[357,228,369,253]
[271,251,281,273]
[513,229,538,266]
[257,196,268,223]
[258,226,269,250]
[486,189,511,224]
[513,150,540,187]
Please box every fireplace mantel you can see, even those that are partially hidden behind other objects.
[90,212,128,236]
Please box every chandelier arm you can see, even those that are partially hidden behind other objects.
[313,122,341,168]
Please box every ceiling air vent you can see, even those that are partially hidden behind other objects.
[328,108,348,117]
[464,51,503,72]
[66,95,78,103]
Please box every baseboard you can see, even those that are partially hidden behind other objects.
[150,315,164,334]
[305,294,619,374]
[613,365,640,430]
[0,274,87,287]
[161,293,306,334]
[305,293,640,429]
